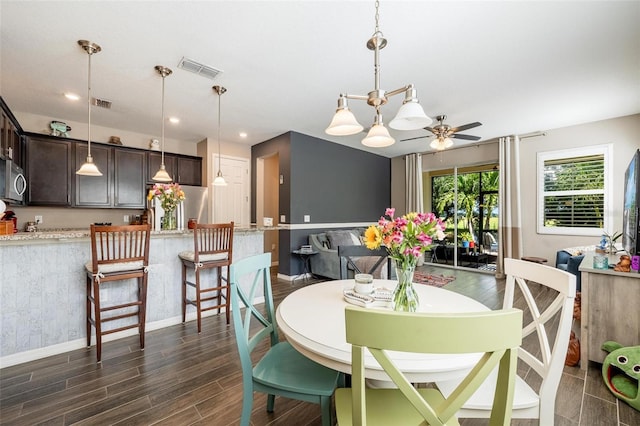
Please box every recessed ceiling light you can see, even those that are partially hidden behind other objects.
[169,117,180,124]
[64,93,80,101]
[239,132,247,138]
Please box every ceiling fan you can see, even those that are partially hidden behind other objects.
[401,115,482,150]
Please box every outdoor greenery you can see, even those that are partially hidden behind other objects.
[431,169,499,244]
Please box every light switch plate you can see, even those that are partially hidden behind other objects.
[280,215,286,223]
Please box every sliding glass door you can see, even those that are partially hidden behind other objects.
[428,164,499,271]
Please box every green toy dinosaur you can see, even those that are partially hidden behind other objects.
[601,341,640,411]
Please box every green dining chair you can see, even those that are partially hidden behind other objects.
[335,306,523,426]
[230,252,342,426]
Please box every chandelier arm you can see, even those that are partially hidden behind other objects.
[386,85,413,98]
[342,94,369,101]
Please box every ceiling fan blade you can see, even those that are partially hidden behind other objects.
[451,133,481,141]
[423,126,435,133]
[450,122,482,133]
[401,135,430,142]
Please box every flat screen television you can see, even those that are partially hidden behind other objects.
[622,148,640,255]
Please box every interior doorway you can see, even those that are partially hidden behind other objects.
[256,154,279,265]
[213,154,250,226]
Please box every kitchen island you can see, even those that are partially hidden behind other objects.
[0,227,267,367]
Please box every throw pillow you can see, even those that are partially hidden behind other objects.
[326,230,361,249]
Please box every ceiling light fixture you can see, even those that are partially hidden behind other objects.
[325,0,432,147]
[152,65,173,182]
[76,40,103,176]
[212,85,227,186]
[430,136,454,151]
[64,93,80,101]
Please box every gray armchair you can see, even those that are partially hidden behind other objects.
[555,250,584,291]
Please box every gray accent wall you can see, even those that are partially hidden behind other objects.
[252,131,391,276]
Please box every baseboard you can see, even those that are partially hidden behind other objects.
[0,296,266,369]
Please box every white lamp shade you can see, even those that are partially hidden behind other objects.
[430,137,454,151]
[362,124,395,147]
[389,102,432,130]
[325,109,364,136]
[213,170,227,186]
[76,156,103,176]
[152,164,172,182]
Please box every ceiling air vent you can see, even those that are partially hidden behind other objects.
[92,97,112,109]
[177,57,223,80]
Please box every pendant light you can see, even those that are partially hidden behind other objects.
[212,85,227,186]
[76,40,103,176]
[152,65,173,182]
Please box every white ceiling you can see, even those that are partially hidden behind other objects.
[1,1,639,158]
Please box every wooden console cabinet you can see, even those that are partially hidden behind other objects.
[579,252,640,369]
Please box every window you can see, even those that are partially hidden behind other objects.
[537,144,613,236]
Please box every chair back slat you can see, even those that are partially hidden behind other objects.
[89,224,151,271]
[193,222,234,262]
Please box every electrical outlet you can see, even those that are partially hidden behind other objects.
[35,215,43,224]
[280,215,286,223]
[124,215,129,223]
[304,215,310,223]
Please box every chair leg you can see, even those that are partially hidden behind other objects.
[224,265,231,325]
[86,275,91,348]
[267,394,276,413]
[320,395,332,426]
[138,275,148,350]
[240,393,253,426]
[181,263,187,324]
[93,279,102,363]
[216,266,223,316]
[195,268,202,333]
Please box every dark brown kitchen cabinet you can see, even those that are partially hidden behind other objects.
[75,144,146,209]
[114,149,146,208]
[176,156,202,186]
[74,143,112,207]
[26,135,73,206]
[1,97,23,167]
[147,152,177,183]
[146,151,202,186]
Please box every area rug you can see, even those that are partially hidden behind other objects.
[413,272,455,288]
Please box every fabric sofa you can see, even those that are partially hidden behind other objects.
[309,228,392,280]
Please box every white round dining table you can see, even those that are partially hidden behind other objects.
[276,279,490,383]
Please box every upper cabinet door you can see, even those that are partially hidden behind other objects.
[177,156,202,186]
[75,143,112,207]
[114,149,146,208]
[26,136,73,206]
[146,152,177,184]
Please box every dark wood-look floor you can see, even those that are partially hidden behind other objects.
[1,265,638,425]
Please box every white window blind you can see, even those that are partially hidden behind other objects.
[537,145,612,236]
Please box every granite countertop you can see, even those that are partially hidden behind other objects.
[0,225,278,243]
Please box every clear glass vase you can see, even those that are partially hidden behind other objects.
[392,263,419,312]
[162,210,177,230]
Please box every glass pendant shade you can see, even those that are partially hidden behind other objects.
[362,124,395,147]
[213,171,227,186]
[152,163,172,182]
[430,137,454,151]
[326,108,364,136]
[389,101,432,130]
[76,155,102,176]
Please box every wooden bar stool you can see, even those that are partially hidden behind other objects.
[85,224,151,362]
[179,222,234,333]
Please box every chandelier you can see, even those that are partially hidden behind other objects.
[325,0,432,147]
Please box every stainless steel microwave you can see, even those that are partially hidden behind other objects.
[0,160,27,203]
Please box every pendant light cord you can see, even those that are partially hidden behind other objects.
[87,50,92,157]
[218,92,222,173]
[161,73,165,165]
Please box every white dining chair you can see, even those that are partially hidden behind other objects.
[435,257,576,424]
